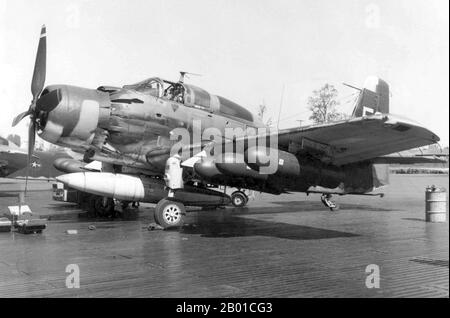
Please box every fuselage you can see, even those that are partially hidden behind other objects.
[35,77,387,195]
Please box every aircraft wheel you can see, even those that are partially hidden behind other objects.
[321,194,339,212]
[154,199,185,229]
[78,192,90,210]
[231,191,248,207]
[95,197,115,217]
[87,195,98,218]
[121,200,131,210]
[330,205,340,212]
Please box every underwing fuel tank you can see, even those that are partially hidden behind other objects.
[244,147,300,177]
[194,153,268,181]
[53,158,86,173]
[56,172,231,206]
[194,149,301,181]
[215,153,268,180]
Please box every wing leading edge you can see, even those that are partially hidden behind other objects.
[276,113,440,166]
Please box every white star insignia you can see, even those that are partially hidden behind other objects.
[31,161,41,169]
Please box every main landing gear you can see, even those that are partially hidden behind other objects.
[82,194,116,218]
[153,155,186,229]
[231,191,248,208]
[154,199,186,229]
[321,194,339,211]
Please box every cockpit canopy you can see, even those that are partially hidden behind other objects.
[124,77,255,123]
[123,77,165,98]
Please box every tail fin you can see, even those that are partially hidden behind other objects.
[352,76,390,117]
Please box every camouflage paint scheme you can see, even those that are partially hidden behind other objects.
[30,76,441,196]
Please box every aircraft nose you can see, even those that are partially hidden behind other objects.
[34,86,63,132]
[37,85,111,147]
[36,87,62,113]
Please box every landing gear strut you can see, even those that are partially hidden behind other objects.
[154,199,186,229]
[231,191,248,208]
[321,194,339,211]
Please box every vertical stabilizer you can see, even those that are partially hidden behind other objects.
[352,76,390,117]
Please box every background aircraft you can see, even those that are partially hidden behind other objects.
[12,26,444,228]
[0,135,95,180]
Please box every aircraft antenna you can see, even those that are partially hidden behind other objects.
[179,71,202,83]
[276,84,285,131]
[342,82,362,91]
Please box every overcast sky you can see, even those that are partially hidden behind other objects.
[0,0,448,146]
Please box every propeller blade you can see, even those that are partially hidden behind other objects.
[31,25,47,100]
[21,25,47,199]
[36,89,61,112]
[28,119,36,162]
[23,119,36,197]
[12,109,32,127]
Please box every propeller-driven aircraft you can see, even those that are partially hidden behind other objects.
[12,26,443,228]
[0,135,96,179]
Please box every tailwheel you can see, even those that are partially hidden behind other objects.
[321,194,339,211]
[231,191,248,208]
[154,199,185,229]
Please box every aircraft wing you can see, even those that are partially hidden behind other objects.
[275,113,440,166]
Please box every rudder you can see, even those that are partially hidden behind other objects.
[352,76,390,117]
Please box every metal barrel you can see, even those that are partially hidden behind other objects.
[425,186,447,223]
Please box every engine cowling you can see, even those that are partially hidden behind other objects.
[38,85,110,149]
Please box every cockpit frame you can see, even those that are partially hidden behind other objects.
[124,77,255,123]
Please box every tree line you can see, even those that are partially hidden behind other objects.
[258,83,347,126]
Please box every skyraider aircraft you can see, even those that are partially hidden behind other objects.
[12,26,443,228]
[0,136,95,179]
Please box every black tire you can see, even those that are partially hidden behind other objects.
[95,197,115,217]
[231,191,247,207]
[87,195,98,218]
[330,205,340,212]
[121,200,131,210]
[78,192,90,210]
[154,199,185,229]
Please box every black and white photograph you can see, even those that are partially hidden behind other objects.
[0,0,448,303]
